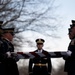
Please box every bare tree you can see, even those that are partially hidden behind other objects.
[0,0,60,48]
[0,0,25,26]
[0,0,60,46]
[0,0,59,37]
[15,0,59,37]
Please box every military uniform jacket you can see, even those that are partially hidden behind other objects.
[0,38,19,75]
[28,50,52,75]
[64,38,75,72]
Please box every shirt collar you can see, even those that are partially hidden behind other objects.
[3,38,12,43]
[38,49,43,52]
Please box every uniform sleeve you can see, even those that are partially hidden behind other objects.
[70,47,75,59]
[0,40,8,61]
[47,57,52,73]
[28,59,33,73]
[69,40,75,59]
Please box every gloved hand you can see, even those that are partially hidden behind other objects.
[11,53,19,62]
[67,50,72,56]
[6,51,11,58]
[63,50,72,60]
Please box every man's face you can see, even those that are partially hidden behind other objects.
[71,26,75,35]
[3,32,14,41]
[68,32,74,39]
[37,43,43,50]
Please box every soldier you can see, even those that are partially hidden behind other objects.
[28,38,52,75]
[0,25,19,75]
[64,20,75,75]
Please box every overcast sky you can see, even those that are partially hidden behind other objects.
[14,0,75,53]
[54,0,75,50]
[20,0,75,52]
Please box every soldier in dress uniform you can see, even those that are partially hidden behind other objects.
[28,38,52,75]
[64,20,75,75]
[0,23,19,75]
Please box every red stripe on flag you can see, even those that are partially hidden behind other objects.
[30,52,40,58]
[17,52,24,54]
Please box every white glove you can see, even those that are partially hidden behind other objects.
[6,52,11,58]
[67,50,72,56]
